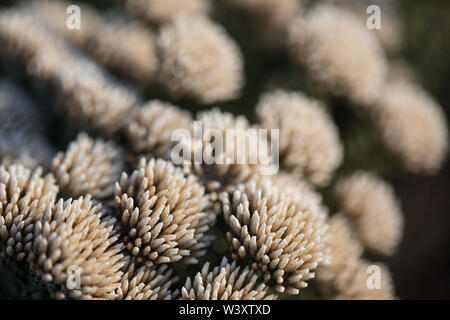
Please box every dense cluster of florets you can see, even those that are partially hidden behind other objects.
[0,0,447,301]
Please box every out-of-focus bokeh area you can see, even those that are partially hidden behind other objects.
[0,0,449,299]
[381,0,450,300]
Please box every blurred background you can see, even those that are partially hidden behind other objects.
[377,0,450,300]
[0,0,449,299]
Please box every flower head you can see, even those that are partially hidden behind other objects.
[30,196,127,299]
[28,0,158,83]
[315,214,362,284]
[0,164,58,260]
[289,5,387,105]
[125,100,193,157]
[220,180,329,294]
[334,172,404,256]
[372,80,449,173]
[51,133,125,203]
[182,257,276,300]
[256,90,343,186]
[333,260,395,300]
[158,15,244,104]
[316,214,394,299]
[115,158,213,266]
[116,259,179,300]
[185,109,271,192]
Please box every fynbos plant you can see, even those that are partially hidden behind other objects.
[0,0,448,300]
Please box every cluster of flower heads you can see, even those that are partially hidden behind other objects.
[29,196,127,299]
[0,7,138,135]
[0,0,244,121]
[157,14,244,103]
[28,0,158,84]
[371,80,449,173]
[289,4,388,106]
[0,148,214,299]
[51,133,124,203]
[316,0,402,53]
[315,214,395,299]
[115,158,213,266]
[0,0,448,301]
[286,3,448,171]
[220,180,329,294]
[182,257,276,300]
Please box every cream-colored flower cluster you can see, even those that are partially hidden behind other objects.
[0,0,447,301]
[115,158,213,266]
[371,81,449,173]
[22,0,242,104]
[315,215,395,300]
[0,165,58,261]
[29,196,127,299]
[28,0,158,84]
[182,257,276,300]
[256,90,343,186]
[125,100,193,157]
[0,8,139,135]
[118,260,179,300]
[0,148,210,299]
[157,15,244,104]
[317,0,402,52]
[334,172,404,256]
[289,4,387,105]
[220,180,329,294]
[185,108,270,193]
[52,133,125,204]
[1,1,246,113]
[288,4,448,171]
